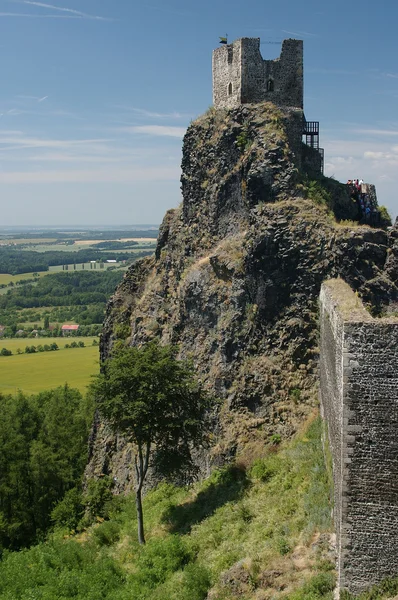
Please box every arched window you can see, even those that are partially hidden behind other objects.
[267,79,274,92]
[228,82,233,96]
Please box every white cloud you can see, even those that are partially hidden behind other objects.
[364,151,385,159]
[0,11,93,18]
[0,134,114,151]
[353,128,398,137]
[122,125,187,138]
[6,1,111,20]
[0,166,180,183]
[123,107,188,119]
[282,29,318,38]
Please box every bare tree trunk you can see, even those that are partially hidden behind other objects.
[136,486,145,544]
[134,441,151,545]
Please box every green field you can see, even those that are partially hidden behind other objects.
[19,240,156,253]
[0,272,46,286]
[0,337,100,394]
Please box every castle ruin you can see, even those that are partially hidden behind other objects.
[212,37,303,110]
[212,37,323,173]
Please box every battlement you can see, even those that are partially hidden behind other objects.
[212,37,303,109]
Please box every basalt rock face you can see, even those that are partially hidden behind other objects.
[86,103,398,492]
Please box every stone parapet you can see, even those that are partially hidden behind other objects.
[320,279,398,597]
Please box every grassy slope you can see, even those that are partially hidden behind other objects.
[0,337,99,394]
[0,415,339,600]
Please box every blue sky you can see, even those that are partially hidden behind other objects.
[1,0,398,226]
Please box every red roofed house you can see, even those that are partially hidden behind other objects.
[62,324,80,336]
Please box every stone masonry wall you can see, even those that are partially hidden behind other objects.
[212,40,242,109]
[320,279,398,597]
[213,38,303,109]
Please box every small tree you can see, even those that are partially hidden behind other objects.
[90,340,212,544]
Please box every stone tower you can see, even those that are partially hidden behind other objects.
[212,37,303,110]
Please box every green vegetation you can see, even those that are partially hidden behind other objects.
[0,272,46,286]
[305,179,332,207]
[0,386,93,550]
[378,205,392,228]
[0,270,124,338]
[0,246,133,274]
[0,228,157,278]
[0,271,123,310]
[0,338,99,394]
[0,416,338,599]
[236,124,252,151]
[90,341,212,544]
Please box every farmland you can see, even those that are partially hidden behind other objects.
[0,226,158,393]
[0,337,99,394]
[0,227,158,276]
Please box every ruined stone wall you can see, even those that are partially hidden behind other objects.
[320,279,398,597]
[212,40,242,109]
[213,38,303,110]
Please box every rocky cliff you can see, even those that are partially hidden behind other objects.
[86,103,398,491]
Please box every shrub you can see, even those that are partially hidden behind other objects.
[277,536,291,555]
[306,180,331,206]
[83,476,115,523]
[249,456,278,482]
[270,433,282,445]
[379,205,392,228]
[114,322,130,340]
[0,348,12,356]
[92,520,121,547]
[236,128,251,151]
[180,563,211,600]
[287,572,335,599]
[51,487,84,531]
[290,388,301,403]
[129,536,192,591]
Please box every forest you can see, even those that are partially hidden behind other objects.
[0,247,153,275]
[0,385,94,550]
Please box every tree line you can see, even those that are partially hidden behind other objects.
[0,270,124,311]
[0,386,93,551]
[0,247,153,275]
